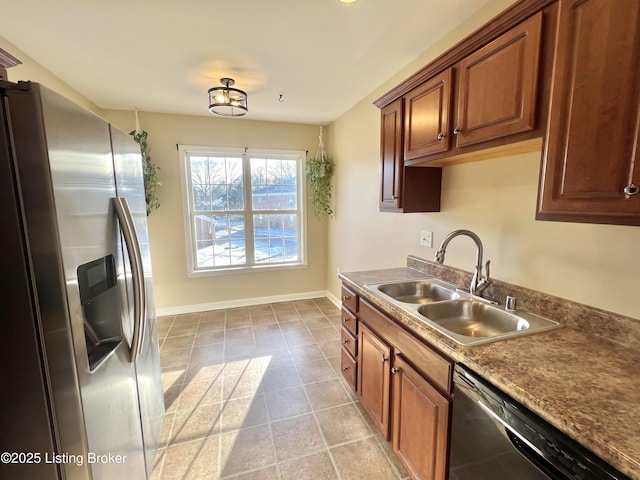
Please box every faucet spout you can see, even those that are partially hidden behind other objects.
[433,229,491,296]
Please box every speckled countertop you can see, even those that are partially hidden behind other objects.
[339,257,640,479]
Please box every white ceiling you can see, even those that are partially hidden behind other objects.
[1,0,492,124]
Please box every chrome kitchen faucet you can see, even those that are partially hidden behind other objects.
[434,229,491,297]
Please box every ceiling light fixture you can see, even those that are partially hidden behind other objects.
[208,77,248,117]
[338,0,359,3]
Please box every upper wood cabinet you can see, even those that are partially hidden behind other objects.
[379,99,404,211]
[377,11,544,213]
[404,69,452,160]
[537,0,640,225]
[379,99,443,213]
[454,12,542,147]
[393,12,543,168]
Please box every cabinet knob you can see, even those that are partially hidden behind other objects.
[623,184,639,196]
[381,355,387,364]
[390,367,400,375]
[342,295,350,301]
[437,132,446,140]
[343,317,350,323]
[453,127,463,134]
[342,338,349,344]
[342,366,349,371]
[391,195,398,200]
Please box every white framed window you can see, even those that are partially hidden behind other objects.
[179,145,307,275]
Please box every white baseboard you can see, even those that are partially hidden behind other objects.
[156,290,340,317]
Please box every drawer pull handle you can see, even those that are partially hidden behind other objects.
[391,367,400,375]
[342,295,351,301]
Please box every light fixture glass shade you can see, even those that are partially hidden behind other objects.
[208,77,248,117]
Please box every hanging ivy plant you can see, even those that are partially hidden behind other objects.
[129,129,161,216]
[306,151,335,217]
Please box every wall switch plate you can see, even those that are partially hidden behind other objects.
[420,230,433,248]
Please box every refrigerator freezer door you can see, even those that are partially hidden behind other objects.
[4,83,92,480]
[16,84,149,479]
[0,85,60,480]
[38,86,149,480]
[111,125,164,475]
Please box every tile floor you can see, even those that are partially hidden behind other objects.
[153,298,410,480]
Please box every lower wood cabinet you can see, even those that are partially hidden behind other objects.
[355,297,453,480]
[392,355,450,480]
[358,323,392,439]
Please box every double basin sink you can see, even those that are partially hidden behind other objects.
[365,278,560,346]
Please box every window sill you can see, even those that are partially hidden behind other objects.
[186,261,309,278]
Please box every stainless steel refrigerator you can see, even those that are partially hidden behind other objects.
[0,81,164,480]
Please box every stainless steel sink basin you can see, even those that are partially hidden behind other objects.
[376,280,461,304]
[417,300,560,345]
[364,278,560,346]
[418,300,529,337]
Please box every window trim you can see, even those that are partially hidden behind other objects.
[178,145,308,276]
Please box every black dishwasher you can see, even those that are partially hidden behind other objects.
[449,364,630,480]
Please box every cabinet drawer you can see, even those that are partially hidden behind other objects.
[341,348,357,392]
[341,307,357,337]
[358,298,453,394]
[341,327,357,358]
[341,285,358,314]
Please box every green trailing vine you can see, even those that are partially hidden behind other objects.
[129,129,161,216]
[306,153,335,217]
[306,126,334,217]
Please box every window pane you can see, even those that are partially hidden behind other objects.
[251,157,297,211]
[190,155,244,212]
[253,213,298,264]
[194,215,214,267]
[227,184,244,210]
[213,214,245,266]
[192,214,246,268]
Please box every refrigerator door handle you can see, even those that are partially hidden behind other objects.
[112,197,146,362]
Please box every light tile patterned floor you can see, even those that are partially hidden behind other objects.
[153,298,410,480]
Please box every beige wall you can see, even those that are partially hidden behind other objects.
[1,35,101,114]
[104,110,328,313]
[326,0,640,321]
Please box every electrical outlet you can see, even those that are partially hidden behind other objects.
[420,230,433,248]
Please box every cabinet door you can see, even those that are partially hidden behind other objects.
[404,69,452,160]
[379,100,443,213]
[380,99,404,211]
[537,0,640,225]
[455,12,542,147]
[358,323,391,439]
[392,355,450,480]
